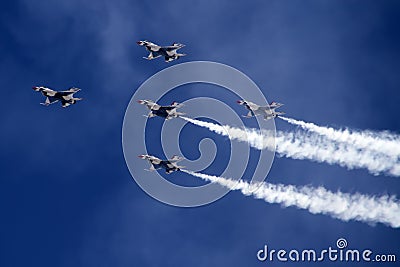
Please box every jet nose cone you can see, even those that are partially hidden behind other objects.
[138,155,145,159]
[136,41,142,45]
[32,86,38,90]
[137,100,143,104]
[236,100,242,104]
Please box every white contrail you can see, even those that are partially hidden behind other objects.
[181,117,400,176]
[182,170,400,228]
[280,116,400,160]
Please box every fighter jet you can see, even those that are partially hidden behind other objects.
[137,40,186,62]
[137,100,184,120]
[237,100,285,120]
[33,86,82,108]
[138,154,185,174]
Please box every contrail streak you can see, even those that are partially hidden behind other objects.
[182,170,400,228]
[280,116,400,160]
[181,117,400,176]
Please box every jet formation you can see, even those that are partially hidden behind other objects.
[33,39,285,175]
[33,86,83,108]
[138,154,185,174]
[137,40,186,62]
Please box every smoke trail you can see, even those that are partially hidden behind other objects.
[280,116,400,159]
[182,170,400,228]
[181,117,400,176]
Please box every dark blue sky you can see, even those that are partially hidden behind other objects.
[1,0,399,266]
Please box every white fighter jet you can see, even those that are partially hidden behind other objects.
[137,100,184,120]
[33,86,82,108]
[237,100,284,120]
[138,154,185,174]
[137,40,186,62]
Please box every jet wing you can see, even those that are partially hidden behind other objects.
[244,110,255,118]
[246,102,262,111]
[257,106,270,111]
[145,164,157,172]
[140,100,161,110]
[149,157,162,165]
[259,104,284,115]
[258,106,275,116]
[41,88,57,97]
[150,103,161,110]
[41,97,59,106]
[144,52,162,60]
[146,43,161,51]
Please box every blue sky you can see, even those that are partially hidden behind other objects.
[1,0,400,266]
